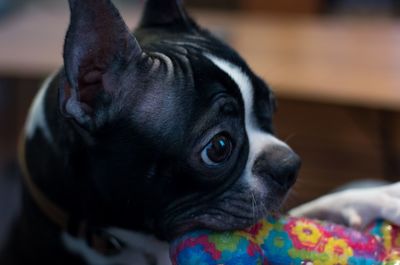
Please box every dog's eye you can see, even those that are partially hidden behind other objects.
[201,134,233,166]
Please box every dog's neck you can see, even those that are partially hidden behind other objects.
[22,71,161,233]
[23,72,93,218]
[1,72,92,264]
[3,72,170,265]
[22,72,132,228]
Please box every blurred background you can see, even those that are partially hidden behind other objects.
[0,0,400,211]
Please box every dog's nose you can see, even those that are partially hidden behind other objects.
[252,146,301,190]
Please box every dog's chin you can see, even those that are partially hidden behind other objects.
[167,214,263,239]
[160,186,289,241]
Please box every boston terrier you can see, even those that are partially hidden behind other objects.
[1,0,399,264]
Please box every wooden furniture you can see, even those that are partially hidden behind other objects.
[1,4,399,207]
[239,0,323,14]
[2,6,400,110]
[187,0,324,14]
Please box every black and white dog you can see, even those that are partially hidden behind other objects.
[1,0,399,264]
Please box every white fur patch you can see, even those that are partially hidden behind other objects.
[205,54,288,191]
[25,73,55,142]
[163,40,203,50]
[290,182,400,228]
[62,229,171,265]
[107,228,171,265]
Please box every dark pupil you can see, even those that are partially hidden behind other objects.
[207,135,231,163]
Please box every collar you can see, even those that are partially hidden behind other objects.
[18,133,123,255]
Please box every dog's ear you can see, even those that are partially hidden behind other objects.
[61,0,142,130]
[139,0,198,31]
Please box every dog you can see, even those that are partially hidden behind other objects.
[1,0,399,264]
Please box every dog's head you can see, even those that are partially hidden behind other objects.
[61,0,301,240]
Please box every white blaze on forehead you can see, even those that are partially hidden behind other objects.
[25,73,55,142]
[205,54,288,191]
[204,54,255,130]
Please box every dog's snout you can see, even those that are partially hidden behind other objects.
[253,146,301,189]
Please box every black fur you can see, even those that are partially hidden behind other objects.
[0,0,299,264]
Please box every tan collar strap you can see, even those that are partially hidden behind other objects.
[18,135,69,230]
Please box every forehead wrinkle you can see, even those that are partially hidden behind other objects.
[148,57,161,74]
[148,52,174,82]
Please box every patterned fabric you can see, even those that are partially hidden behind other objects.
[170,216,400,265]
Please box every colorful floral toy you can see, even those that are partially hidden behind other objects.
[170,215,400,265]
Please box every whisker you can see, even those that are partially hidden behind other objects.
[250,191,257,223]
[283,133,297,144]
[261,202,267,218]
